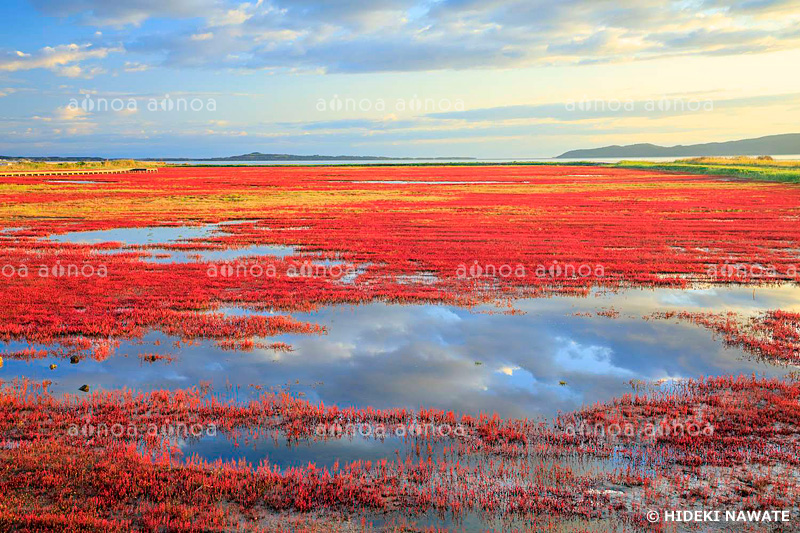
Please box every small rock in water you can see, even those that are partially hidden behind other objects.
[70,355,80,364]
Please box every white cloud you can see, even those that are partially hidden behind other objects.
[210,8,253,26]
[0,44,121,77]
[54,105,90,121]
[123,61,150,72]
[54,65,107,79]
[497,365,520,376]
[27,105,99,136]
[112,1,800,73]
[553,338,633,377]
[20,1,800,74]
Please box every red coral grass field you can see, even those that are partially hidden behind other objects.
[3,165,800,355]
[0,375,797,530]
[2,165,800,530]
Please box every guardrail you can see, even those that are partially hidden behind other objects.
[0,167,158,177]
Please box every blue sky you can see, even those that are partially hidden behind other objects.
[2,0,800,158]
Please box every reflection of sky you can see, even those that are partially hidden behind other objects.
[47,225,219,245]
[3,285,796,472]
[46,224,298,263]
[190,433,435,472]
[582,285,800,314]
[3,286,794,421]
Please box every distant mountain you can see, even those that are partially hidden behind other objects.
[556,133,800,158]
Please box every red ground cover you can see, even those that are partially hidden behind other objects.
[2,166,800,530]
[2,165,800,354]
[0,375,797,530]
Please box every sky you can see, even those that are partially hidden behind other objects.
[1,0,800,158]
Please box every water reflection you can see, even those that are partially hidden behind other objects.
[47,223,298,262]
[4,285,795,421]
[47,224,220,245]
[115,244,297,264]
[3,284,798,472]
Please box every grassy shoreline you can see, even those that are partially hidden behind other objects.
[0,160,161,172]
[615,157,800,183]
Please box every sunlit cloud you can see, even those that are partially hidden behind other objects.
[27,1,800,72]
[0,43,121,76]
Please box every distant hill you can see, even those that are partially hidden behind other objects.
[556,133,800,158]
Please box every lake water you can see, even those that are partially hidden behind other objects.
[5,286,793,413]
[3,285,796,468]
[163,155,800,165]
